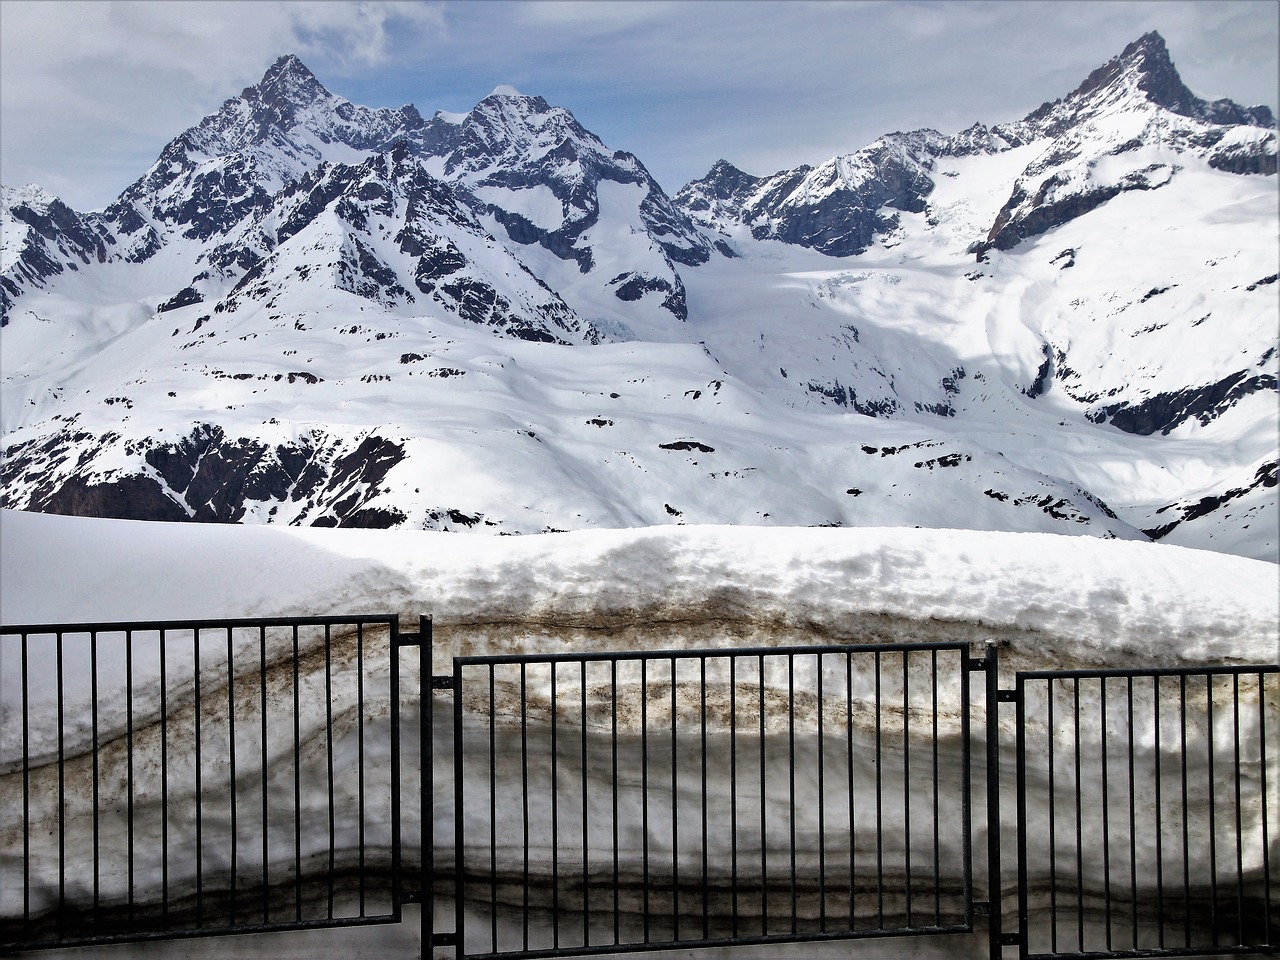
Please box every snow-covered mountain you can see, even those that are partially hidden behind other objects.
[1,33,1275,560]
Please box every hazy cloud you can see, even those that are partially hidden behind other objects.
[1,0,1275,209]
[0,1,445,206]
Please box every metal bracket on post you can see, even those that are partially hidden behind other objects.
[413,617,462,957]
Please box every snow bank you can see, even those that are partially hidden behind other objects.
[1,510,1276,958]
[1,509,1274,669]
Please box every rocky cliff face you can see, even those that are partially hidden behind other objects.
[1,35,1275,560]
[678,32,1275,261]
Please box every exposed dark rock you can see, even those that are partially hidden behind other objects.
[35,473,191,522]
[1,422,409,527]
[1087,372,1277,435]
[158,287,204,312]
[1022,344,1053,398]
[1144,460,1277,540]
[914,453,971,469]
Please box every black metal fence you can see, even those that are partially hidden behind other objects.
[1010,664,1278,959]
[1,615,1276,960]
[445,642,974,958]
[0,615,408,951]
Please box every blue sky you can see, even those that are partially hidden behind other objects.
[1,0,1277,210]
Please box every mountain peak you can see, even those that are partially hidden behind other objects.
[242,54,330,109]
[1067,30,1191,111]
[1061,30,1273,127]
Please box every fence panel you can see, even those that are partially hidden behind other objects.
[449,642,975,959]
[1014,664,1278,959]
[0,616,403,952]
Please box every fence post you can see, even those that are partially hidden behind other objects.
[422,615,433,959]
[986,640,1003,960]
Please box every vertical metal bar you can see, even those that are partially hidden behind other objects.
[987,642,1004,960]
[91,630,100,935]
[1048,677,1057,954]
[194,629,203,930]
[642,657,651,943]
[848,652,856,932]
[1127,676,1138,950]
[489,664,498,954]
[1232,673,1244,945]
[759,653,768,936]
[1013,673,1028,960]
[700,655,710,941]
[551,663,560,949]
[1261,670,1273,946]
[292,625,303,922]
[581,660,590,948]
[1208,673,1219,947]
[672,655,681,943]
[611,659,620,946]
[1180,674,1191,949]
[389,618,402,926]
[454,662,467,956]
[325,624,335,920]
[961,648,972,929]
[931,649,941,927]
[421,617,432,953]
[521,663,530,952]
[160,629,170,928]
[904,651,913,928]
[226,628,236,926]
[817,655,827,933]
[21,633,31,933]
[1074,679,1085,952]
[788,654,797,936]
[357,622,367,917]
[325,624,335,926]
[259,625,269,924]
[874,650,883,929]
[1101,677,1113,951]
[730,655,739,939]
[1155,677,1164,948]
[56,630,66,925]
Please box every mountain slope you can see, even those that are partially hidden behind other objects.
[1,35,1275,560]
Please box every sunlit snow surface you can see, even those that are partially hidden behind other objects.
[2,149,1274,557]
[2,510,1274,664]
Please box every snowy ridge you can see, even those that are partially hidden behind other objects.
[0,34,1275,561]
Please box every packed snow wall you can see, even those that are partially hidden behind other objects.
[0,512,1277,952]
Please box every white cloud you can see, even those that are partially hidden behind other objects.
[0,0,1274,208]
[0,1,446,208]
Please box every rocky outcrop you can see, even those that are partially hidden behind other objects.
[1086,372,1277,436]
[0,423,409,527]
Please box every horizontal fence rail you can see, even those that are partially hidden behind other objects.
[3,611,1275,960]
[447,642,975,959]
[0,616,404,952]
[1014,664,1279,959]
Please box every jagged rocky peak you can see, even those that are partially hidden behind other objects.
[439,85,616,182]
[241,53,330,111]
[1,184,115,324]
[977,32,1277,254]
[680,160,762,205]
[1028,30,1274,130]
